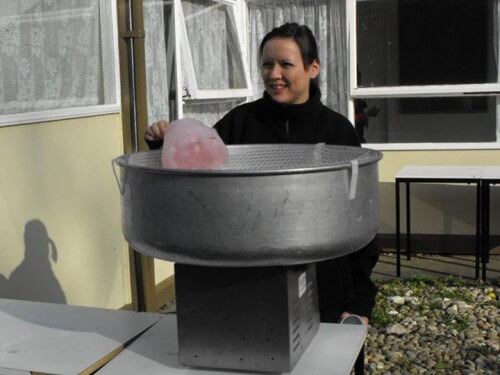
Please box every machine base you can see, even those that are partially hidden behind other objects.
[175,263,320,373]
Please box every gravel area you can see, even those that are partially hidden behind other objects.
[365,275,499,374]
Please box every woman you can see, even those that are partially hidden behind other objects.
[146,23,379,325]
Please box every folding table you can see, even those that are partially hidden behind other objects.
[0,298,366,375]
[98,314,367,375]
[0,298,161,374]
[394,166,484,278]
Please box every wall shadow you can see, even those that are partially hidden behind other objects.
[0,219,66,304]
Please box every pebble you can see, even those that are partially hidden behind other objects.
[365,281,499,374]
[386,323,408,335]
[387,296,406,304]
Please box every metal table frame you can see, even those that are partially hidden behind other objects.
[395,166,484,279]
[480,167,500,280]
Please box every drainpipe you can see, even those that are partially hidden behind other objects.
[118,0,155,312]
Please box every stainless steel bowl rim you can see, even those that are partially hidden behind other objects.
[113,144,383,177]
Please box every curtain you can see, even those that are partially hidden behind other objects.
[186,0,349,125]
[144,0,170,123]
[246,0,348,115]
[146,0,349,125]
[182,0,247,90]
[0,0,102,115]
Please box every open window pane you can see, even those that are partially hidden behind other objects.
[182,0,248,90]
[354,96,498,143]
[356,0,498,88]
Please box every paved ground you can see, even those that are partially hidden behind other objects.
[373,253,500,282]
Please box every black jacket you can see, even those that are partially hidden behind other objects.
[147,84,379,322]
[214,86,359,146]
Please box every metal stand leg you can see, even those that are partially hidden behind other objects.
[396,181,401,277]
[406,182,411,260]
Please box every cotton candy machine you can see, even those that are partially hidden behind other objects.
[113,144,382,373]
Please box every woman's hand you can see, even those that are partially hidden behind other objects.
[145,119,169,142]
[340,311,369,326]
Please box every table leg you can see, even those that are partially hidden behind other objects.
[396,180,401,277]
[406,182,411,260]
[481,181,490,281]
[485,182,491,264]
[475,182,481,280]
[354,343,365,375]
[133,251,147,312]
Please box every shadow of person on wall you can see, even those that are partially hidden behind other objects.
[2,219,67,304]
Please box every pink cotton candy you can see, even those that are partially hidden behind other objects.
[161,118,229,170]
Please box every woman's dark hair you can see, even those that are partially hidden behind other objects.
[259,23,320,68]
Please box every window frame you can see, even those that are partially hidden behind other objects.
[0,0,121,127]
[173,0,253,102]
[347,0,500,150]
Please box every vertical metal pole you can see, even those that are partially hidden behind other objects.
[125,0,145,312]
[396,180,401,277]
[125,0,139,153]
[406,182,411,260]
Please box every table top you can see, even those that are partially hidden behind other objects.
[0,298,366,375]
[97,314,366,375]
[0,298,161,374]
[395,166,485,180]
[482,166,500,180]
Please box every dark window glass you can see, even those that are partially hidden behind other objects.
[354,97,497,143]
[356,0,497,87]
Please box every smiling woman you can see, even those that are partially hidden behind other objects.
[145,23,380,327]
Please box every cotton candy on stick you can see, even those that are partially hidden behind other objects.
[161,118,229,170]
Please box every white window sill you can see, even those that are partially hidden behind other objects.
[364,142,500,151]
[0,104,121,127]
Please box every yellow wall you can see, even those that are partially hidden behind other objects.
[155,259,174,285]
[1,114,496,308]
[378,149,500,236]
[0,114,133,308]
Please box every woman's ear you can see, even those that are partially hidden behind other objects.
[309,59,320,79]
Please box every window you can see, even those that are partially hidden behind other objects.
[0,0,119,126]
[173,0,252,101]
[144,0,252,124]
[349,0,500,147]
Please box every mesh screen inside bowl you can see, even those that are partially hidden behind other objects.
[125,144,381,173]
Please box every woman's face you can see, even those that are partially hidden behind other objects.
[260,37,319,105]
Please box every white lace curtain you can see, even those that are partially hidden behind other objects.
[144,0,170,123]
[143,0,349,125]
[0,0,102,115]
[246,0,348,115]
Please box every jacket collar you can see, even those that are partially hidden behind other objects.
[260,83,322,125]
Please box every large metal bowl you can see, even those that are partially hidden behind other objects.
[113,144,382,266]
